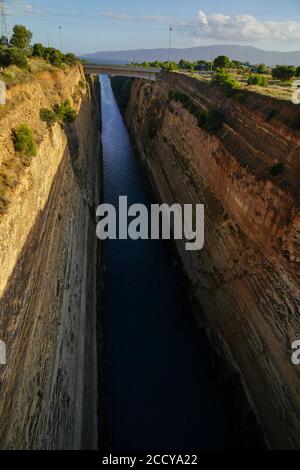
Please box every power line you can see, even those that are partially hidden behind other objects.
[4,12,169,31]
[0,0,8,37]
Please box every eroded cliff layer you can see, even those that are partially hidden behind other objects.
[0,66,101,449]
[123,73,300,449]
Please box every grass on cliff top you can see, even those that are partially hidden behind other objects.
[0,57,70,89]
[186,70,294,102]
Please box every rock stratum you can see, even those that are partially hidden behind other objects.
[0,65,102,449]
[121,73,300,449]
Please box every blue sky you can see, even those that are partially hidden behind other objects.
[4,0,300,54]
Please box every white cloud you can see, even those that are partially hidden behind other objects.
[181,10,300,43]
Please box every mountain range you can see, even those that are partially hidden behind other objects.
[82,44,300,66]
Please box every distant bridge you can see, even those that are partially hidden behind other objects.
[83,64,161,81]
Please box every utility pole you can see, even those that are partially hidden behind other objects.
[59,25,63,51]
[167,26,173,63]
[0,0,8,38]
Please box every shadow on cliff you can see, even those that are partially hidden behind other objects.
[0,150,109,450]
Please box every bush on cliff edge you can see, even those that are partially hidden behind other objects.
[13,124,37,158]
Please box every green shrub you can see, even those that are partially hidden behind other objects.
[9,47,28,67]
[161,61,178,72]
[48,49,63,67]
[257,64,267,74]
[214,68,239,96]
[0,35,9,47]
[55,100,77,123]
[247,74,268,87]
[40,108,57,126]
[0,47,9,67]
[272,65,296,82]
[0,47,28,68]
[231,60,242,70]
[13,124,37,157]
[78,79,86,89]
[64,53,78,65]
[269,162,284,176]
[41,101,77,126]
[33,45,79,68]
[178,59,194,71]
[32,43,46,58]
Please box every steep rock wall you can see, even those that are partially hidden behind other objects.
[0,66,102,449]
[123,73,300,449]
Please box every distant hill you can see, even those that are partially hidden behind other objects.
[82,44,300,67]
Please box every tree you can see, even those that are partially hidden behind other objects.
[48,49,63,67]
[10,24,32,51]
[152,61,163,68]
[40,108,57,126]
[296,66,300,77]
[161,61,178,72]
[247,74,268,87]
[9,48,28,67]
[0,35,9,47]
[54,100,77,123]
[257,63,266,74]
[0,48,10,67]
[231,60,242,69]
[0,47,27,68]
[64,52,78,65]
[32,43,46,58]
[178,59,193,70]
[213,55,230,69]
[194,60,210,71]
[272,65,296,82]
[214,68,239,96]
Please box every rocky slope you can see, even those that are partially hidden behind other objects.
[0,65,102,449]
[122,72,300,449]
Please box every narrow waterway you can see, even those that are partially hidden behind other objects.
[100,74,238,450]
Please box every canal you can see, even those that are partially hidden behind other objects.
[100,74,238,450]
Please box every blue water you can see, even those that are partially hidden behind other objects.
[100,74,238,450]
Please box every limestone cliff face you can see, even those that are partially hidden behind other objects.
[0,66,102,449]
[123,73,300,449]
